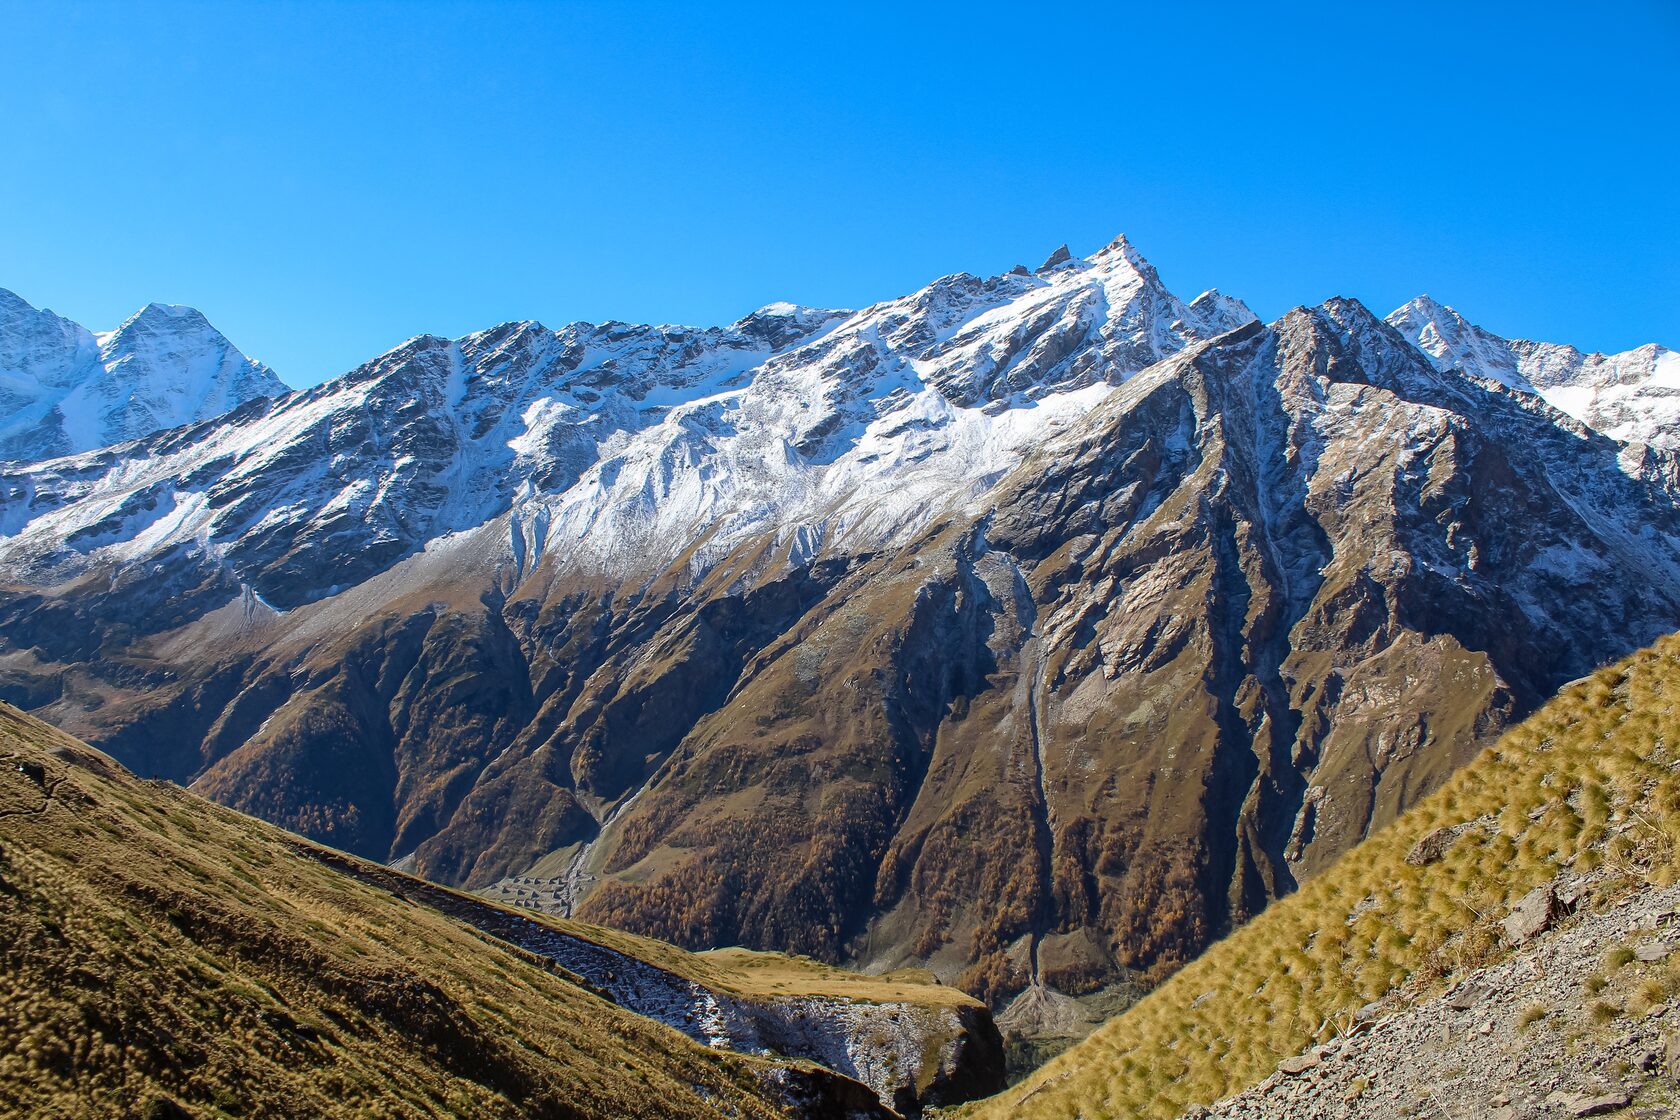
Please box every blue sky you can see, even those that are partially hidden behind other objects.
[2,1,1675,388]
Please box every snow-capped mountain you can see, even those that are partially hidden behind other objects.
[0,235,1253,602]
[1387,294,1680,449]
[0,288,284,462]
[1,236,1677,1016]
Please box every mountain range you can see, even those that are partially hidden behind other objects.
[1,237,1676,1020]
[1389,293,1680,450]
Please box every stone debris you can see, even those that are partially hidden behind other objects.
[1445,982,1488,1010]
[1560,1090,1632,1116]
[1183,873,1680,1119]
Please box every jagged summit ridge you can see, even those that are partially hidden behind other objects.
[0,287,284,461]
[0,236,1256,601]
[1037,243,1074,270]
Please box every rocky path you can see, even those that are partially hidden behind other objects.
[0,756,67,818]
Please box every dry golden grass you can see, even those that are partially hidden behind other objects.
[964,631,1680,1120]
[695,946,975,1006]
[0,703,855,1120]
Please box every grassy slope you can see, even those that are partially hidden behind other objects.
[695,947,971,1006]
[967,631,1680,1119]
[458,884,975,1007]
[0,703,858,1120]
[325,842,980,1010]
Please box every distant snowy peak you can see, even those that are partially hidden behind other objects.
[90,301,285,431]
[1386,295,1530,391]
[0,289,101,401]
[0,289,283,463]
[1388,295,1680,449]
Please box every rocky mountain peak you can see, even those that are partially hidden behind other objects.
[1086,231,1149,267]
[1184,288,1259,337]
[1391,291,1454,321]
[1306,294,1443,356]
[1386,294,1499,363]
[109,299,217,335]
[0,285,41,316]
[98,301,278,386]
[0,288,98,375]
[1037,243,1074,271]
[731,301,850,349]
[750,300,820,318]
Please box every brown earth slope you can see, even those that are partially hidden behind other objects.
[0,701,964,1120]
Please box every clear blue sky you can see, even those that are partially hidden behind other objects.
[3,1,1675,388]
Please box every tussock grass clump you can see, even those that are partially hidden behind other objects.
[1629,979,1667,1016]
[970,633,1680,1120]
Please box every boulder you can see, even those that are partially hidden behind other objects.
[1570,1091,1632,1117]
[1503,885,1565,945]
[1406,824,1465,866]
[1446,982,1489,1010]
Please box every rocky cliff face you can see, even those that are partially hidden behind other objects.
[0,288,285,462]
[1,239,1676,1013]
